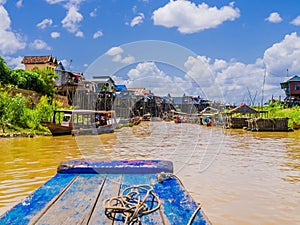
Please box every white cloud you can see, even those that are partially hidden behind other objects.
[45,0,65,4]
[291,15,300,26]
[105,46,135,64]
[51,31,60,38]
[126,62,183,96]
[106,46,124,56]
[37,18,53,29]
[16,0,23,8]
[265,12,282,23]
[29,39,51,50]
[130,13,145,27]
[61,5,83,34]
[90,8,97,17]
[3,56,24,69]
[93,30,103,39]
[75,31,83,37]
[121,56,135,64]
[0,5,26,54]
[264,32,300,75]
[152,1,240,34]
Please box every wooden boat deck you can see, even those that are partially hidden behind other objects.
[0,160,210,225]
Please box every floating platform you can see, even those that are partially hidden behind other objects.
[0,160,211,224]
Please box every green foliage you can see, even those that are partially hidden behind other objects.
[0,88,65,133]
[32,68,58,96]
[0,57,58,97]
[11,69,47,94]
[0,56,13,85]
[0,92,27,132]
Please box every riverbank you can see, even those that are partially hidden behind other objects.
[0,131,51,138]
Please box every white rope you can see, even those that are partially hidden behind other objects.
[103,184,161,224]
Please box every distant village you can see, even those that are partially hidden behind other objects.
[22,55,300,119]
[22,55,215,118]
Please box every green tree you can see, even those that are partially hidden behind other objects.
[11,69,46,93]
[33,68,58,97]
[0,92,27,132]
[0,56,12,85]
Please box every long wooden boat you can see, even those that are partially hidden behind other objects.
[0,160,211,224]
[41,110,118,136]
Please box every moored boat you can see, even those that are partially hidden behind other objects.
[142,113,151,121]
[41,110,118,136]
[0,160,211,224]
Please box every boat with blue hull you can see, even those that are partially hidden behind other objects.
[0,160,211,224]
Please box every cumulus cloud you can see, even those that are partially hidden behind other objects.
[45,0,65,4]
[105,46,135,64]
[291,15,300,26]
[37,18,53,29]
[29,39,51,50]
[106,47,123,56]
[3,56,24,69]
[130,13,144,27]
[125,62,184,96]
[51,31,60,38]
[75,31,83,37]
[16,0,23,8]
[264,32,300,75]
[119,32,300,104]
[90,8,97,17]
[61,5,83,34]
[265,12,282,23]
[152,1,240,34]
[179,32,300,104]
[0,5,26,54]
[93,30,103,39]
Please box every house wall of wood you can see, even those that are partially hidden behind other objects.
[289,81,300,96]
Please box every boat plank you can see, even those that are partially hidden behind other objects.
[113,174,164,225]
[88,174,123,225]
[154,177,209,224]
[0,173,76,225]
[34,174,105,225]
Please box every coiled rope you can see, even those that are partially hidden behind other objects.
[103,184,161,224]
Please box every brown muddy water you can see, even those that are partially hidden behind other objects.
[0,122,299,224]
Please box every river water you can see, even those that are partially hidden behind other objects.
[0,121,299,224]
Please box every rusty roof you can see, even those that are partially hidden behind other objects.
[228,103,258,114]
[21,55,58,64]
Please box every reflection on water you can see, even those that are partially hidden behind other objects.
[0,122,300,224]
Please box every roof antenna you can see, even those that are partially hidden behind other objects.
[69,59,73,71]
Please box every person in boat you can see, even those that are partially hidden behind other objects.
[102,82,109,92]
[100,115,107,126]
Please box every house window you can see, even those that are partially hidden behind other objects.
[294,84,300,90]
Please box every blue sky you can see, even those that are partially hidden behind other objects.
[1,0,300,104]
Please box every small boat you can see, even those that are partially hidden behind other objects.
[41,110,118,136]
[0,160,211,224]
[142,113,151,121]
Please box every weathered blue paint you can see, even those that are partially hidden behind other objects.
[35,174,106,224]
[57,159,173,174]
[88,174,123,225]
[154,176,208,224]
[0,160,211,225]
[0,173,76,225]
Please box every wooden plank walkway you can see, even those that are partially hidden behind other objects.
[0,160,210,224]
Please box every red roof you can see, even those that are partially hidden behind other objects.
[21,55,57,64]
